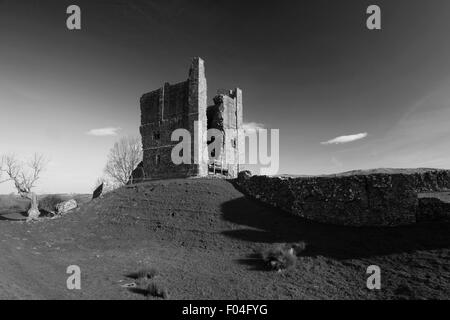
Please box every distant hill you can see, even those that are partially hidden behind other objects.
[276,168,448,178]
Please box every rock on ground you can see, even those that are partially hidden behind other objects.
[56,199,77,214]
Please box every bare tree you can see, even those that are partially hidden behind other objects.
[104,136,143,186]
[1,153,48,199]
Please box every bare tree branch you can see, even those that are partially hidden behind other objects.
[104,136,143,186]
[1,153,48,198]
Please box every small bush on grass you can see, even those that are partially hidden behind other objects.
[261,242,307,271]
[38,195,66,214]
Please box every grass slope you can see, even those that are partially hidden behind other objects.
[0,178,449,299]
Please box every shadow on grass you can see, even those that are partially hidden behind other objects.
[0,210,56,221]
[0,211,27,221]
[221,195,450,260]
[128,287,148,296]
[236,252,271,272]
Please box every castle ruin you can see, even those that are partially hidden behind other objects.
[139,57,243,181]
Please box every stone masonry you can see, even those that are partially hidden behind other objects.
[207,89,243,178]
[139,57,243,180]
[236,169,450,227]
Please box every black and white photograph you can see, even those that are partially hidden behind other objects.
[0,0,449,305]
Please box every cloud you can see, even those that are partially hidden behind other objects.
[321,132,368,145]
[86,127,121,137]
[242,122,264,133]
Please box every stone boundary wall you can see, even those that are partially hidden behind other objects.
[235,169,450,227]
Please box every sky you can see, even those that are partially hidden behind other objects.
[1,0,450,194]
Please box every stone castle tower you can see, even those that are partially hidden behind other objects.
[207,88,244,178]
[139,57,243,181]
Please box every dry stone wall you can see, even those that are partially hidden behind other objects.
[236,169,450,227]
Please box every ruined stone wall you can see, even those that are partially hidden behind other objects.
[140,57,208,180]
[236,169,450,227]
[188,57,208,176]
[207,89,243,178]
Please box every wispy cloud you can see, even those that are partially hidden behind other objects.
[86,127,121,137]
[243,122,264,133]
[321,132,368,145]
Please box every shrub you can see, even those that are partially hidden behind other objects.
[261,242,307,271]
[38,195,66,214]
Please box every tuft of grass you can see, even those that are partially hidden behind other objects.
[144,280,170,299]
[261,242,307,271]
[126,267,169,299]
